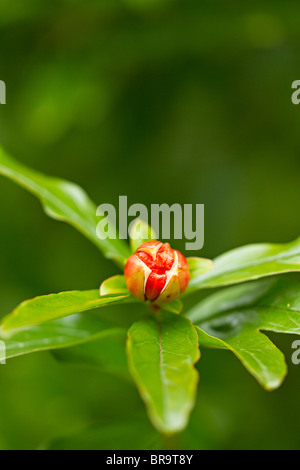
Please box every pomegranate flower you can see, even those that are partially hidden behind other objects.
[124,240,190,305]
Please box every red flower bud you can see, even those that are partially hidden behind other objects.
[124,241,190,305]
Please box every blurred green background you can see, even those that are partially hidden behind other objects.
[0,0,300,449]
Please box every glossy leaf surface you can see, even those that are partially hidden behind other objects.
[187,278,300,389]
[0,290,133,336]
[0,147,130,267]
[2,313,125,359]
[187,238,300,292]
[127,312,200,434]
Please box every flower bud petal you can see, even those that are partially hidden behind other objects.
[124,254,151,301]
[145,272,167,301]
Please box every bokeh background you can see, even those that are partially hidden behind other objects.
[0,0,300,449]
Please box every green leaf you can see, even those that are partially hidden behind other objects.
[187,257,215,280]
[100,275,129,296]
[2,312,126,359]
[0,289,134,336]
[126,312,200,434]
[187,278,300,390]
[160,298,183,314]
[187,237,300,292]
[52,330,130,381]
[129,218,157,253]
[0,147,131,268]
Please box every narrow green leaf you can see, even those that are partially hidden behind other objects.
[0,290,134,336]
[187,278,300,390]
[129,218,157,253]
[2,313,126,359]
[187,237,300,292]
[100,275,129,296]
[195,327,286,391]
[126,312,200,434]
[0,147,131,267]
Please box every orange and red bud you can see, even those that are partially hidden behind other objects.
[124,241,190,305]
